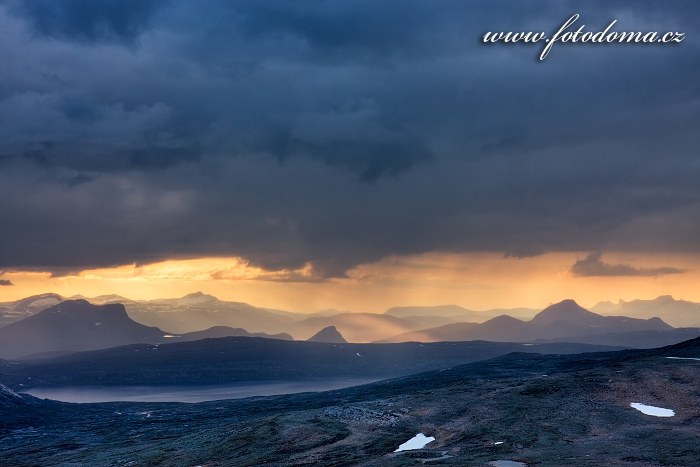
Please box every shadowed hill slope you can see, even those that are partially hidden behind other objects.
[0,337,623,388]
[0,300,165,359]
[2,339,700,465]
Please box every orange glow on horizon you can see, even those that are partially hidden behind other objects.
[1,252,699,313]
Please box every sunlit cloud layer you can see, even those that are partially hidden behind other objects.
[76,257,319,282]
[1,252,697,313]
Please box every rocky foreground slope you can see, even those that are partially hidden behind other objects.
[2,339,700,465]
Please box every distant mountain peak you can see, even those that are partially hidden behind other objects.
[0,300,163,359]
[90,294,133,304]
[45,299,129,319]
[184,291,210,297]
[25,292,63,300]
[655,295,676,302]
[530,299,600,326]
[178,292,219,304]
[557,298,578,306]
[12,293,63,310]
[485,314,524,324]
[307,326,347,343]
[542,299,588,312]
[591,300,618,314]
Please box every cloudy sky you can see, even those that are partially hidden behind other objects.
[1,1,699,311]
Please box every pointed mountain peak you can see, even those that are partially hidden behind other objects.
[530,299,600,326]
[554,298,580,307]
[307,325,347,343]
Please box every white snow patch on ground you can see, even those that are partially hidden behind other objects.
[666,357,700,361]
[394,433,435,452]
[356,352,364,357]
[630,402,675,417]
[488,461,526,467]
[494,441,504,445]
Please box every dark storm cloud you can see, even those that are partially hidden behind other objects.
[0,0,699,277]
[571,253,687,277]
[10,0,167,43]
[0,271,12,286]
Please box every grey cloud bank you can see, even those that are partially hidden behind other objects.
[0,0,698,277]
[571,253,686,278]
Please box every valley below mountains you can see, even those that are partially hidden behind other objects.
[2,338,700,465]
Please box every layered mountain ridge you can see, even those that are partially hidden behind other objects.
[0,294,698,357]
[0,300,293,359]
[379,299,691,348]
